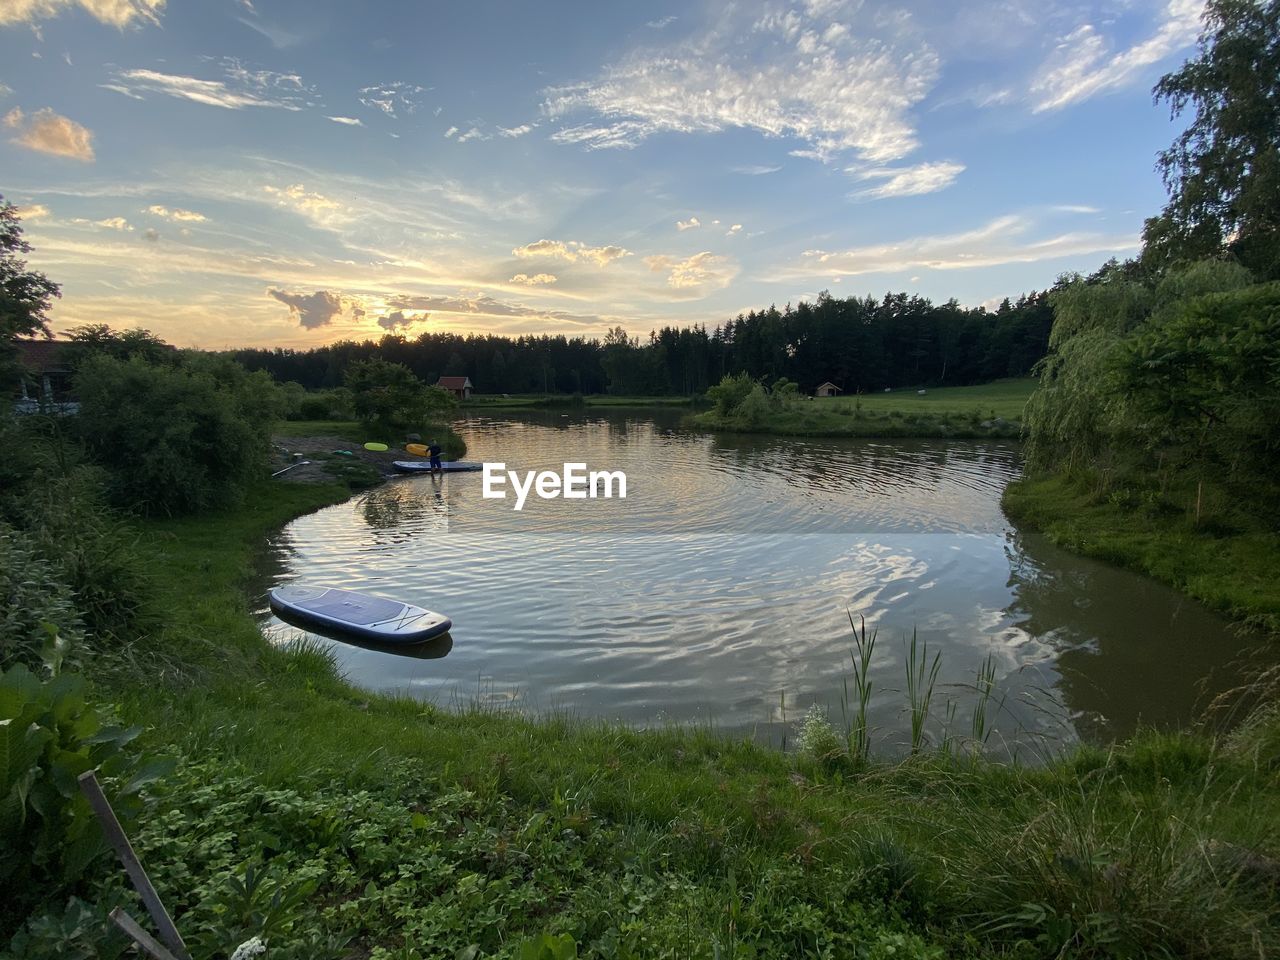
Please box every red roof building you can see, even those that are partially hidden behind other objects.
[435,376,473,400]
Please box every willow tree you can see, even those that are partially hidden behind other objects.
[1142,0,1280,278]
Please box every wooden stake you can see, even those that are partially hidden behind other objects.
[109,908,181,960]
[1195,479,1203,524]
[78,771,191,960]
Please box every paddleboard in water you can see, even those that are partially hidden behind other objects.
[392,460,483,473]
[363,442,389,452]
[405,442,429,456]
[269,585,451,644]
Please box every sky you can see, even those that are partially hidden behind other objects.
[1,0,1204,348]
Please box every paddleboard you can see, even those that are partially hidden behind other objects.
[363,442,389,452]
[392,460,483,473]
[269,585,451,644]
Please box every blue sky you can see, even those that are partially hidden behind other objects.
[2,0,1201,347]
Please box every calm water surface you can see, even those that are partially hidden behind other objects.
[258,410,1255,753]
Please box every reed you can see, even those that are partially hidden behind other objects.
[904,628,941,755]
[842,611,877,764]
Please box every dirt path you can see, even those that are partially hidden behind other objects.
[270,435,424,485]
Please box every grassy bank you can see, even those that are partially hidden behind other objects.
[462,394,704,410]
[692,379,1034,439]
[14,478,1269,958]
[1004,473,1280,635]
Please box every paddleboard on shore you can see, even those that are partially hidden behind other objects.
[392,460,483,473]
[269,584,451,644]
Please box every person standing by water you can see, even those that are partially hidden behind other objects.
[427,438,443,477]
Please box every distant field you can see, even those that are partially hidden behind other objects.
[823,378,1037,421]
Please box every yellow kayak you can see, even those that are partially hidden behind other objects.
[405,442,428,457]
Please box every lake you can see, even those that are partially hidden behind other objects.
[258,409,1256,756]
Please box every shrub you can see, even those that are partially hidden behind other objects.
[0,524,83,670]
[706,372,756,416]
[345,357,454,432]
[0,664,169,939]
[75,353,280,516]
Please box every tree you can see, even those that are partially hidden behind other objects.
[1,197,61,386]
[1144,0,1280,278]
[345,357,453,431]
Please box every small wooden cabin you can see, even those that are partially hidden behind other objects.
[814,381,842,398]
[435,376,473,400]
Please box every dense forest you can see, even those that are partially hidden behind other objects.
[232,291,1053,396]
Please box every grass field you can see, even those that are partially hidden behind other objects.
[692,379,1036,439]
[18,473,1263,958]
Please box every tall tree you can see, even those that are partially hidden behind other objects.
[1,198,61,387]
[1144,0,1280,278]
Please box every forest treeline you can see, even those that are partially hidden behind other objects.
[232,291,1053,396]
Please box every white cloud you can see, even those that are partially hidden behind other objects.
[512,238,631,266]
[646,15,676,28]
[849,160,964,199]
[267,288,358,329]
[0,0,163,27]
[95,217,132,230]
[544,2,939,163]
[727,224,742,235]
[262,183,346,223]
[236,15,300,49]
[676,216,700,231]
[456,127,488,143]
[510,273,557,285]
[386,293,599,326]
[644,251,736,291]
[498,124,534,138]
[782,214,1139,278]
[107,61,314,110]
[146,204,206,222]
[443,126,459,138]
[14,202,50,220]
[4,106,94,161]
[327,115,363,126]
[1052,204,1101,214]
[358,81,426,118]
[731,164,782,175]
[1031,0,1204,112]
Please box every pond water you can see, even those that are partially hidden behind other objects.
[258,409,1256,755]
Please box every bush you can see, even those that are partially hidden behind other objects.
[75,354,281,516]
[0,524,84,670]
[706,372,756,416]
[345,358,454,432]
[0,664,169,939]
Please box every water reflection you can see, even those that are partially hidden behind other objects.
[254,409,1261,751]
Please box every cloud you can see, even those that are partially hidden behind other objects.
[443,126,458,138]
[385,293,598,326]
[512,238,631,266]
[644,251,736,290]
[358,81,426,118]
[510,273,557,285]
[731,164,782,175]
[781,214,1138,278]
[143,227,159,242]
[676,216,700,231]
[14,202,50,220]
[327,115,363,126]
[849,160,964,199]
[727,224,742,234]
[4,107,94,161]
[376,309,424,330]
[1051,204,1101,214]
[146,204,206,222]
[498,124,534,138]
[267,288,359,329]
[544,2,939,163]
[1031,0,1203,112]
[96,217,132,230]
[0,0,163,27]
[262,183,346,224]
[236,15,300,49]
[456,127,487,143]
[106,61,314,110]
[646,15,676,28]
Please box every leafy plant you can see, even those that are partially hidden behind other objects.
[0,663,169,937]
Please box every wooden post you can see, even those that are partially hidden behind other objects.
[109,908,181,960]
[78,771,191,960]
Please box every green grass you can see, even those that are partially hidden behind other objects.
[1004,472,1280,635]
[692,379,1035,438]
[8,475,1259,958]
